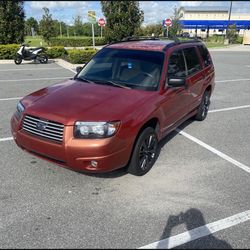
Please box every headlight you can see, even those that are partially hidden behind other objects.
[16,102,25,115]
[74,121,120,139]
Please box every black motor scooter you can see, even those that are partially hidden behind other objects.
[14,41,48,65]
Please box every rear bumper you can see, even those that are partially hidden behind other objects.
[11,114,131,173]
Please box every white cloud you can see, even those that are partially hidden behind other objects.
[140,1,178,25]
[30,1,88,10]
[179,1,202,7]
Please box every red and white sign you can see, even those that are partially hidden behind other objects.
[98,18,106,27]
[165,18,172,27]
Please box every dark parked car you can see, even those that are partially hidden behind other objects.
[11,37,215,176]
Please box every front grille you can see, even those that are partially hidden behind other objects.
[22,115,64,143]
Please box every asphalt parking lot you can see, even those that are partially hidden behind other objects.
[0,52,249,248]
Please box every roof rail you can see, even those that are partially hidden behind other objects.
[162,36,203,51]
[172,35,202,44]
[108,36,160,45]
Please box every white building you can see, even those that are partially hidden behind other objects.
[179,6,250,38]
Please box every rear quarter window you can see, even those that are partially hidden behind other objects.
[198,45,212,67]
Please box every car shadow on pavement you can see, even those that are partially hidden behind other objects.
[159,208,232,249]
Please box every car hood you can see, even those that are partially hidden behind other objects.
[21,79,156,125]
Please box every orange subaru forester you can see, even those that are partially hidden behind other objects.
[11,37,215,176]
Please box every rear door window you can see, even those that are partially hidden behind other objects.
[167,50,187,78]
[183,47,201,76]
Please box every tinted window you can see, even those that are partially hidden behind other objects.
[167,50,186,78]
[183,47,201,76]
[78,48,164,91]
[198,45,212,67]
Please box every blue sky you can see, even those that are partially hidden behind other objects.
[24,1,250,25]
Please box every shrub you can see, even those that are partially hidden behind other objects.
[45,46,67,58]
[207,35,224,44]
[66,49,97,64]
[49,37,106,47]
[236,36,243,44]
[0,44,20,59]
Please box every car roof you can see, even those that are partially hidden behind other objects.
[107,40,174,52]
[106,39,204,52]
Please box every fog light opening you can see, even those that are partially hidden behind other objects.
[91,160,98,168]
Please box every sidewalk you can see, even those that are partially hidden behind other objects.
[209,44,250,52]
[0,59,83,73]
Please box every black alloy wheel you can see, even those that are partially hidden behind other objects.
[128,127,158,176]
[195,91,210,121]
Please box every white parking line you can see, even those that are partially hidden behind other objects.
[216,78,250,83]
[0,68,64,72]
[67,68,77,74]
[176,129,250,173]
[139,210,250,249]
[0,77,72,82]
[0,137,13,142]
[0,97,22,101]
[209,104,250,113]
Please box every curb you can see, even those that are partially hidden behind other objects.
[55,58,85,73]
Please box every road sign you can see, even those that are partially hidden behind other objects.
[88,11,96,48]
[88,11,96,23]
[165,18,172,27]
[98,18,106,27]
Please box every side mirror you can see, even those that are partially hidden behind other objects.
[76,66,83,73]
[168,78,186,88]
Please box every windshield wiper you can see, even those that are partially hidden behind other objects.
[94,80,131,89]
[74,76,95,85]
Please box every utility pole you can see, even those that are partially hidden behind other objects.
[60,22,62,37]
[67,25,69,38]
[226,1,233,38]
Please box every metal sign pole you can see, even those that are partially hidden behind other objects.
[167,26,169,38]
[101,26,102,38]
[92,23,95,48]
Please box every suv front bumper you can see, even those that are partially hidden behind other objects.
[11,114,130,173]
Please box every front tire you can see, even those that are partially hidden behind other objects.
[195,91,210,121]
[128,127,158,176]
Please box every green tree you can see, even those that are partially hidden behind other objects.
[39,7,57,42]
[0,0,25,44]
[168,7,182,38]
[81,22,102,37]
[51,19,67,37]
[74,15,83,36]
[25,17,39,36]
[227,24,238,44]
[141,23,163,37]
[101,1,144,42]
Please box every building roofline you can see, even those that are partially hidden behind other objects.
[180,6,229,13]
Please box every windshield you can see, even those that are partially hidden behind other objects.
[76,48,164,91]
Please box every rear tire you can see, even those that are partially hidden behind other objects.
[194,91,210,121]
[14,56,22,65]
[127,127,158,176]
[39,54,48,64]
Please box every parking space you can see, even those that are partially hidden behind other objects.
[0,53,249,248]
